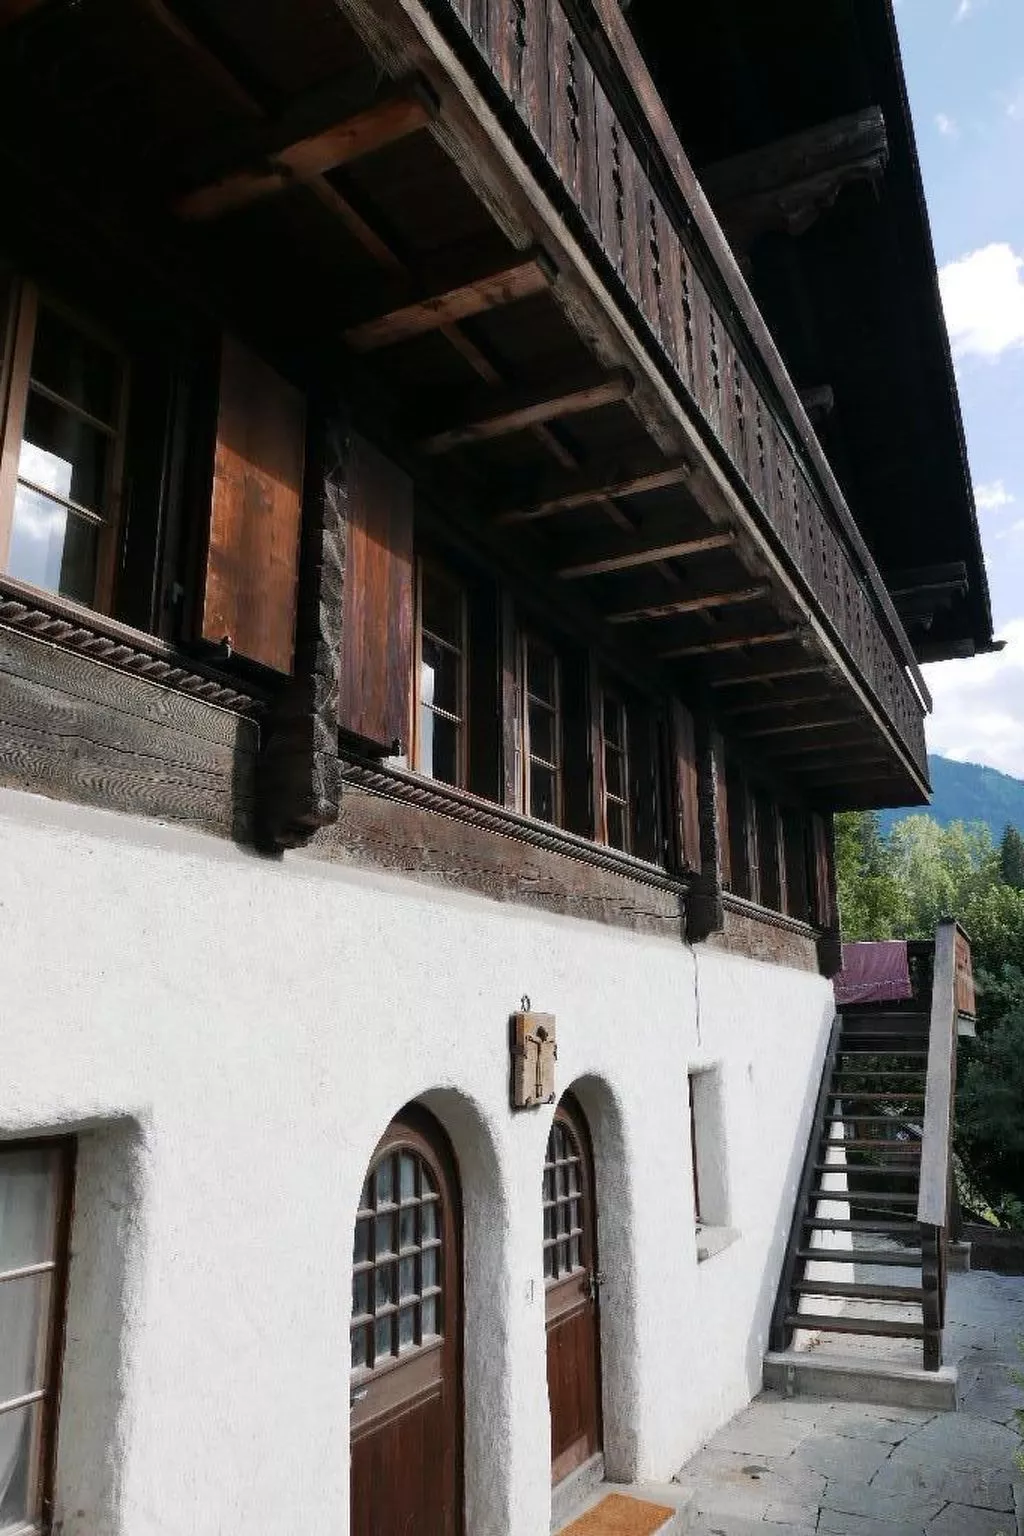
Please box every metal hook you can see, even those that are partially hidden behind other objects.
[521,994,531,1013]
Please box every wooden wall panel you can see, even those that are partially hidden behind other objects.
[338,434,414,754]
[669,698,700,873]
[201,336,305,673]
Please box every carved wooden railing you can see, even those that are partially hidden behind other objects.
[918,919,961,1369]
[429,0,929,781]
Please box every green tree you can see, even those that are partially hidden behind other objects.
[999,823,1024,891]
[834,811,911,940]
[957,1002,1024,1226]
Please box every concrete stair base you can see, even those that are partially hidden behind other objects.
[763,1348,958,1411]
[552,1478,695,1535]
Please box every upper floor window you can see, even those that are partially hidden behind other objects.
[521,633,562,825]
[0,286,127,612]
[0,1139,74,1535]
[415,561,467,787]
[600,688,631,852]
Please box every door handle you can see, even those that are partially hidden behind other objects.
[588,1269,606,1302]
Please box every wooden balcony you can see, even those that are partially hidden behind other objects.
[391,0,930,797]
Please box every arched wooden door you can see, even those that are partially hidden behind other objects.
[543,1094,603,1486]
[350,1108,462,1536]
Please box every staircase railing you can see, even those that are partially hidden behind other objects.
[918,918,961,1370]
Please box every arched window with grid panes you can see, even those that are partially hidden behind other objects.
[349,1108,462,1536]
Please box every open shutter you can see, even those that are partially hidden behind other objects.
[668,699,700,873]
[200,335,306,672]
[338,432,414,753]
[810,812,835,929]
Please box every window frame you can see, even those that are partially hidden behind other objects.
[597,683,631,854]
[0,280,131,618]
[519,629,564,827]
[0,1135,76,1536]
[413,556,469,789]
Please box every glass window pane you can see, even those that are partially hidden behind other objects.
[526,639,556,704]
[569,1235,581,1271]
[569,1199,581,1234]
[421,1202,438,1242]
[21,390,111,514]
[399,1206,417,1252]
[353,1218,370,1266]
[374,1158,394,1208]
[606,801,628,852]
[556,1240,569,1275]
[398,1306,417,1352]
[529,763,557,825]
[420,636,461,717]
[420,710,460,787]
[7,486,98,605]
[374,1213,395,1260]
[420,1247,438,1290]
[351,1324,368,1371]
[421,1294,439,1337]
[0,1401,40,1530]
[543,1245,555,1279]
[359,1177,373,1213]
[352,1271,369,1318]
[421,571,463,648]
[0,1274,50,1406]
[0,1150,59,1273]
[528,699,556,766]
[399,1155,417,1203]
[31,304,119,424]
[399,1257,417,1300]
[374,1315,393,1362]
[543,1206,555,1240]
[375,1264,397,1310]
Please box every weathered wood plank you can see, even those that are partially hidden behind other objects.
[417,369,633,454]
[608,584,769,625]
[495,458,690,524]
[557,530,733,580]
[344,255,551,351]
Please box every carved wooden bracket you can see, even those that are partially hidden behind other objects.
[701,108,889,248]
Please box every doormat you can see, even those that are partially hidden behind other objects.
[559,1492,675,1536]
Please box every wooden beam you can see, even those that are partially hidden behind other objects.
[495,459,692,525]
[737,716,861,740]
[659,628,800,660]
[721,692,836,717]
[767,740,881,762]
[557,530,734,580]
[711,664,828,689]
[608,584,769,625]
[176,78,437,220]
[344,254,553,352]
[417,370,633,455]
[0,0,47,26]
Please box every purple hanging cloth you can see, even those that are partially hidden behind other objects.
[833,941,913,1007]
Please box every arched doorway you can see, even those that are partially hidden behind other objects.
[350,1107,462,1536]
[543,1093,604,1486]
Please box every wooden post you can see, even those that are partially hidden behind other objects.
[686,715,726,942]
[257,400,349,849]
[815,812,843,977]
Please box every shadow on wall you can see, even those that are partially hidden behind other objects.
[55,1117,147,1536]
[571,1073,640,1484]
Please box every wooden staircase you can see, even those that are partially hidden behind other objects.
[770,920,972,1372]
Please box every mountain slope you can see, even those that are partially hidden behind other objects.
[880,755,1024,842]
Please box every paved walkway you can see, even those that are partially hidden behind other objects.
[676,1267,1024,1536]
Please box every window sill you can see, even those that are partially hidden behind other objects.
[0,573,267,717]
[337,752,690,896]
[696,1224,740,1263]
[721,891,819,939]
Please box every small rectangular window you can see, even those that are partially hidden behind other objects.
[0,285,128,613]
[688,1069,729,1234]
[521,633,562,825]
[600,689,630,852]
[415,560,467,787]
[0,1139,74,1534]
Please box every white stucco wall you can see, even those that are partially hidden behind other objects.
[0,786,834,1536]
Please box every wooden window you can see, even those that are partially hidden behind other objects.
[414,561,467,787]
[688,1069,729,1231]
[725,762,753,900]
[542,1117,586,1281]
[599,689,630,852]
[351,1144,444,1376]
[0,284,128,613]
[668,700,700,873]
[521,632,562,825]
[0,1139,74,1534]
[755,791,783,913]
[782,809,813,923]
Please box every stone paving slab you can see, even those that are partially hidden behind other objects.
[676,1266,1024,1536]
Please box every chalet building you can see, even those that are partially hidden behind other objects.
[0,1,992,1533]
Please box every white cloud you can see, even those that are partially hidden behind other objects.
[925,620,1024,777]
[954,0,973,19]
[935,112,959,138]
[975,479,1015,512]
[939,243,1024,359]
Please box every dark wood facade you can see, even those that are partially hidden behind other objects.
[0,0,978,966]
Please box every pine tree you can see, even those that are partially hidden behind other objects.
[999,823,1024,891]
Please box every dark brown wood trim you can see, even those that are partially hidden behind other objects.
[494,458,692,525]
[416,370,633,455]
[686,716,726,942]
[608,583,769,625]
[344,253,552,352]
[337,750,689,895]
[0,575,267,715]
[258,404,349,849]
[721,890,819,939]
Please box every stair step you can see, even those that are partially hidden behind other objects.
[832,1115,921,1126]
[823,1140,920,1151]
[813,1163,920,1177]
[812,1188,918,1204]
[829,1094,926,1103]
[804,1217,918,1232]
[793,1280,925,1302]
[797,1247,921,1265]
[833,1071,926,1080]
[785,1312,926,1340]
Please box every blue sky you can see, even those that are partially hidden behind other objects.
[896,0,1024,778]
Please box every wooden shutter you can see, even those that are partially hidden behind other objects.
[201,335,306,672]
[561,650,595,839]
[810,812,835,929]
[628,699,661,864]
[783,810,812,922]
[713,734,731,890]
[338,433,414,753]
[669,699,700,873]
